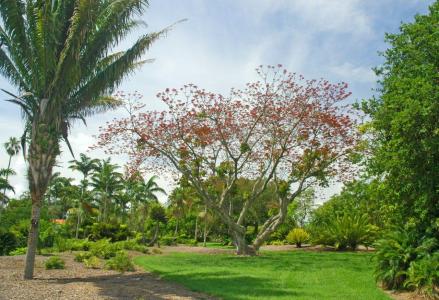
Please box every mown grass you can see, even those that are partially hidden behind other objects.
[134,250,390,300]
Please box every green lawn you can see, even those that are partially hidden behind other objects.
[134,250,390,300]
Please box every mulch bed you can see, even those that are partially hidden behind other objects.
[0,252,215,300]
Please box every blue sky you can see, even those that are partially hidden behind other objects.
[0,0,435,200]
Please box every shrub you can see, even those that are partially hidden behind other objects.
[311,214,371,250]
[74,251,93,262]
[55,238,91,252]
[84,256,101,269]
[87,222,132,242]
[132,244,149,254]
[0,229,18,255]
[45,256,65,269]
[374,229,427,290]
[105,251,135,272]
[269,240,286,246]
[151,248,162,255]
[9,247,27,256]
[160,235,176,246]
[404,252,439,297]
[90,239,118,259]
[286,228,310,248]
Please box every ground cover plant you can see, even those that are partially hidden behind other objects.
[135,251,390,300]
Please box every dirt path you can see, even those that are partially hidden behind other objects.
[0,253,215,300]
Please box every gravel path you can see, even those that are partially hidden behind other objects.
[0,252,215,300]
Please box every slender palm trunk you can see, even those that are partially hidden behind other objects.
[174,218,179,236]
[194,215,198,243]
[2,155,12,198]
[24,124,58,279]
[203,206,208,247]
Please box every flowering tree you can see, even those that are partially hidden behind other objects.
[97,66,359,255]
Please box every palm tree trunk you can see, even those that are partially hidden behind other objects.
[24,129,57,279]
[2,155,12,197]
[75,207,81,239]
[194,216,198,243]
[174,219,179,237]
[203,206,208,247]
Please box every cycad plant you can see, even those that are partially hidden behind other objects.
[0,0,169,279]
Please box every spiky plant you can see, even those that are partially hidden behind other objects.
[0,0,170,279]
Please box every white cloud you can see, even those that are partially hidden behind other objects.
[241,0,373,37]
[330,62,376,83]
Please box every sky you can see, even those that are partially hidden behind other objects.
[0,0,435,203]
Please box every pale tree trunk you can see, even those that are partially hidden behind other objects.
[194,216,198,242]
[24,119,58,279]
[141,205,147,244]
[202,206,208,247]
[75,210,81,239]
[174,219,179,237]
[148,221,160,247]
[75,184,84,239]
[252,198,290,251]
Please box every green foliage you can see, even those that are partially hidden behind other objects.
[374,229,439,296]
[45,256,65,270]
[55,238,91,252]
[160,235,177,246]
[87,222,133,242]
[84,256,101,269]
[311,214,372,250]
[286,228,310,248]
[269,240,285,246]
[105,251,135,273]
[404,252,439,297]
[151,248,163,255]
[89,239,118,259]
[74,251,93,262]
[149,204,167,224]
[38,220,69,248]
[9,247,27,256]
[0,228,18,255]
[362,0,439,241]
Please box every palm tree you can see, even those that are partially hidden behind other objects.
[0,168,15,206]
[69,153,99,238]
[0,0,170,279]
[135,175,166,243]
[45,172,77,219]
[3,137,20,194]
[90,159,124,222]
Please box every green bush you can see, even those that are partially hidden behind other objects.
[160,235,177,246]
[151,248,163,255]
[0,229,18,255]
[286,228,310,248]
[132,244,149,254]
[311,214,371,250]
[9,247,27,256]
[404,252,439,297]
[87,222,132,242]
[45,256,65,269]
[54,238,91,252]
[269,240,286,246]
[74,251,93,262]
[374,229,439,297]
[90,239,118,259]
[105,251,135,272]
[84,256,101,269]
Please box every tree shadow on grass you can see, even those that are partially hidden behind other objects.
[154,270,323,300]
